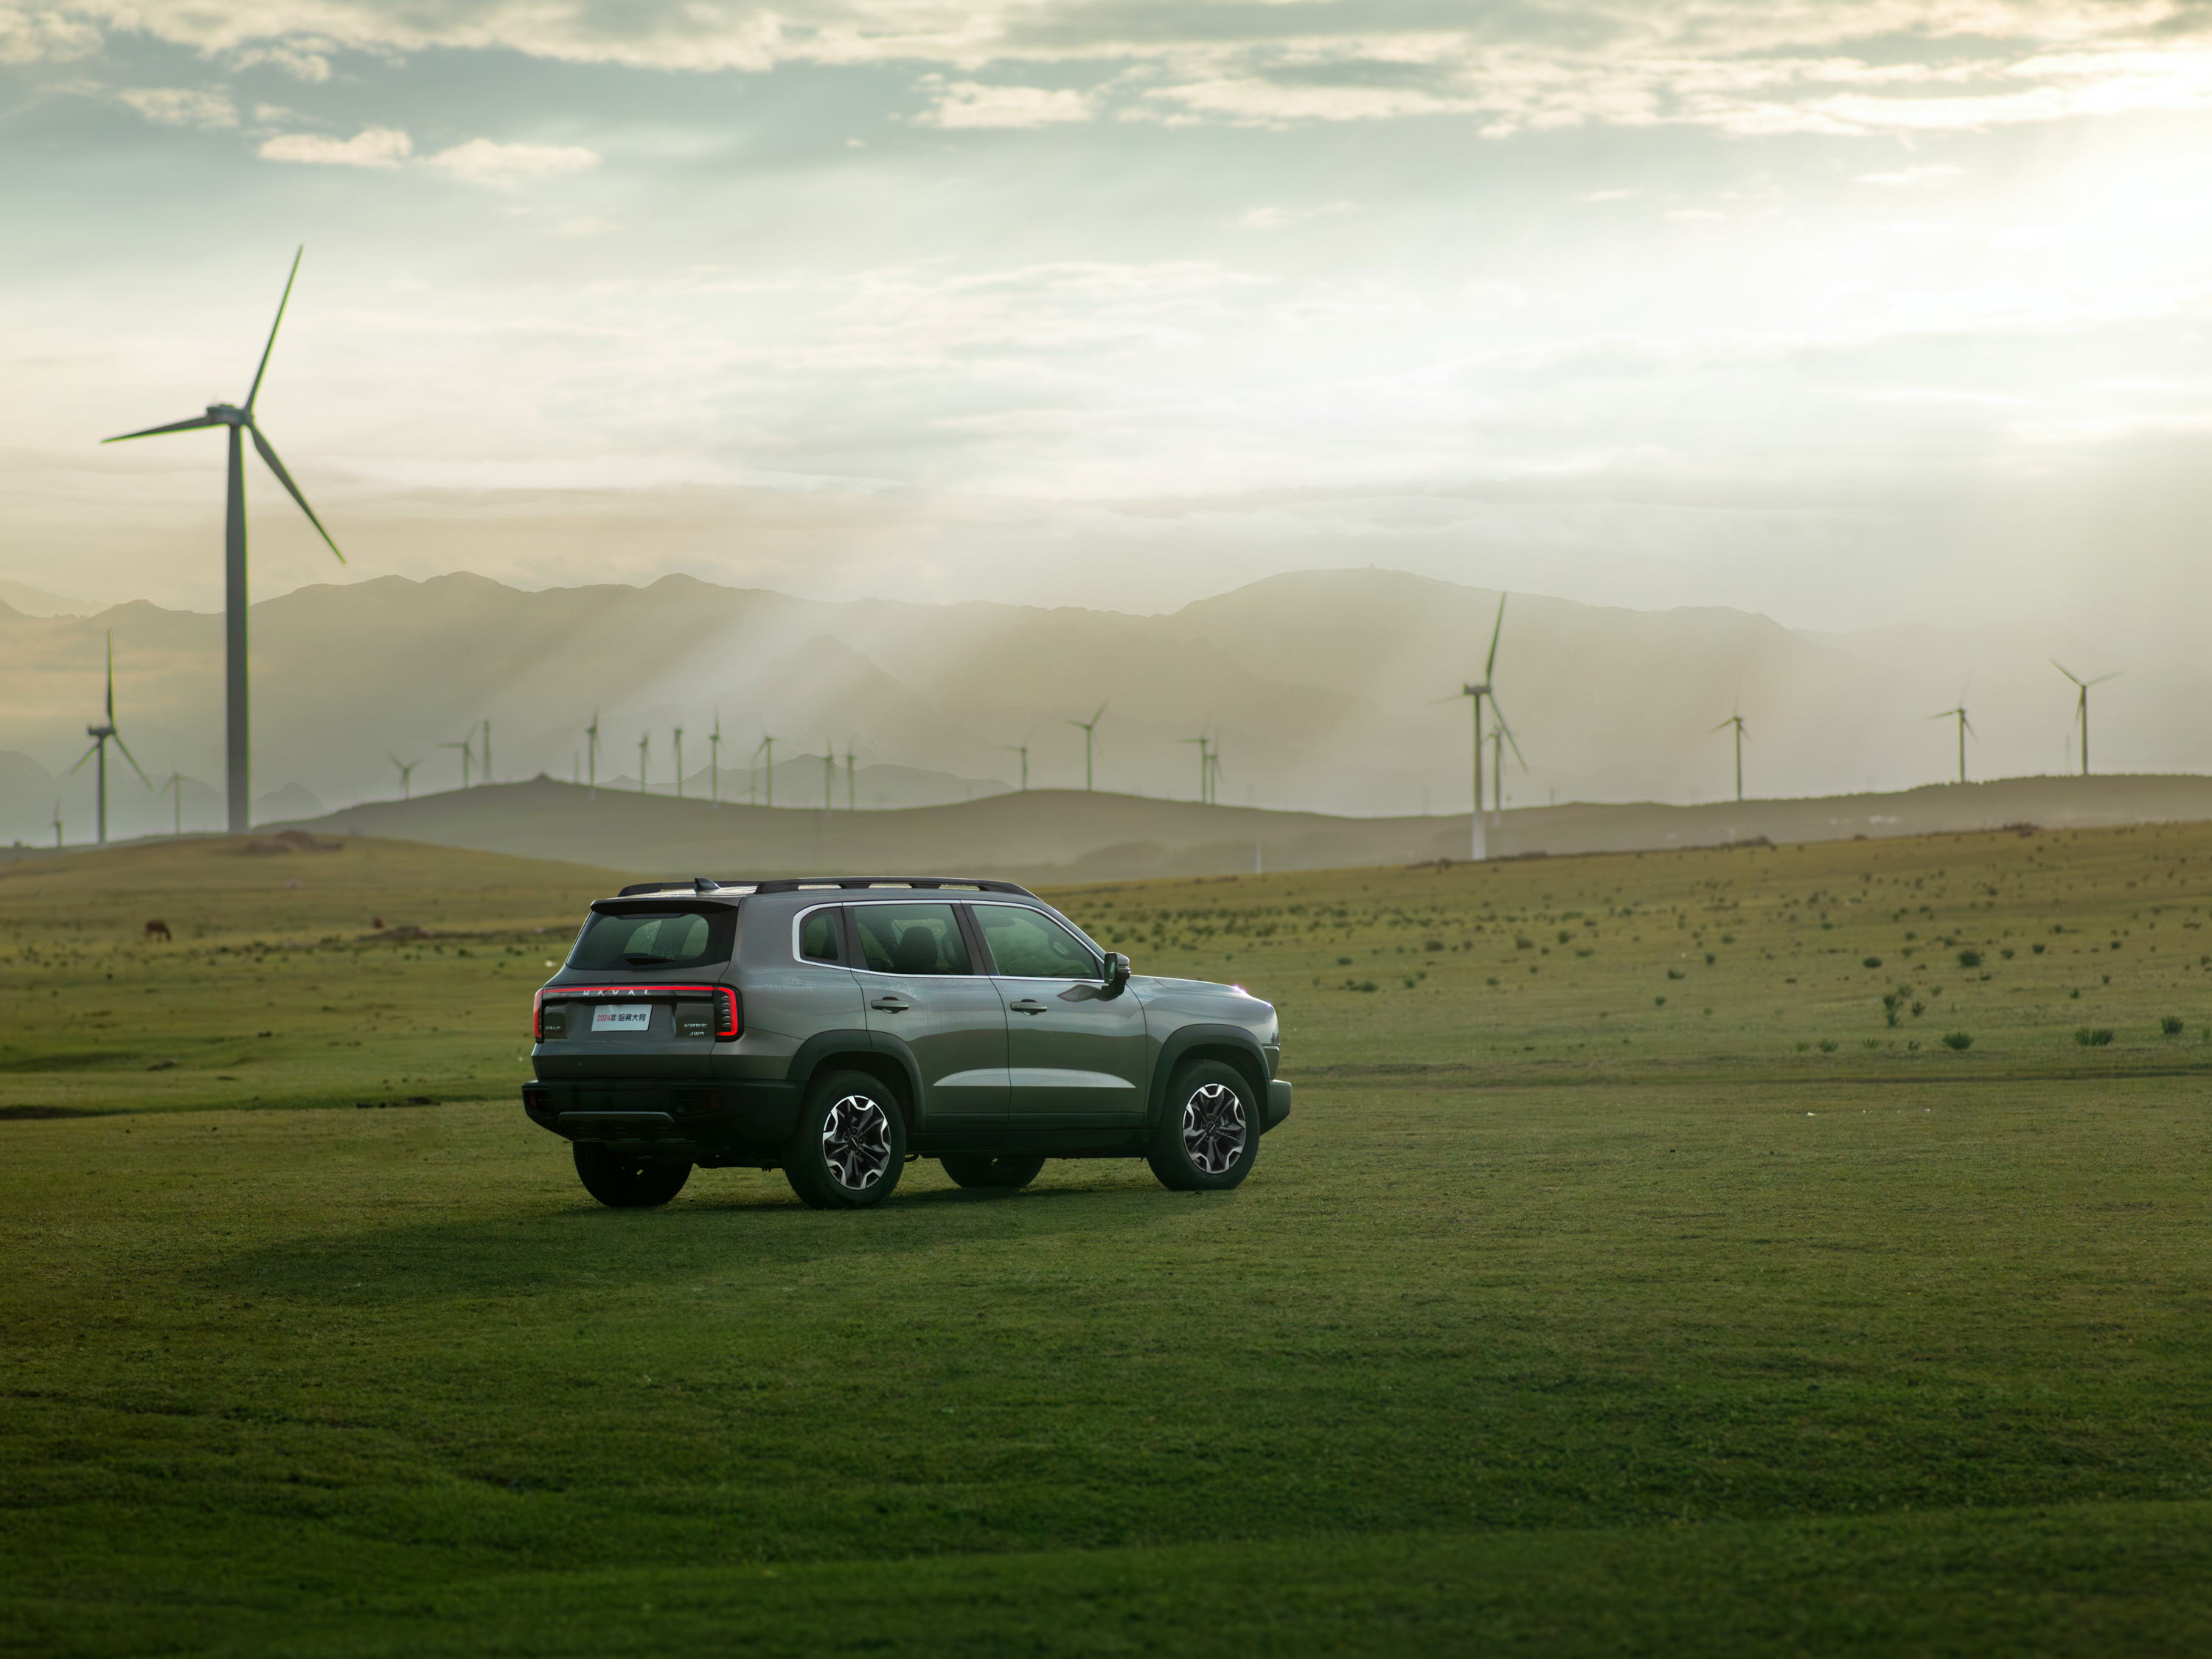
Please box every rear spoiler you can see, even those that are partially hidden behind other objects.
[616,876,1037,898]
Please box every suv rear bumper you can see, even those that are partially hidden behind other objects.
[522,1078,799,1162]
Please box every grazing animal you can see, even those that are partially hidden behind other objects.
[144,919,173,942]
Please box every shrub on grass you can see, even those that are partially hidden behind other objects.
[1666,967,1686,980]
[1882,992,1904,1027]
[2074,1027,2115,1046]
[1861,1037,1881,1050]
[1794,1041,1811,1053]
[1910,1000,1926,1018]
[1817,1038,1838,1053]
[1485,976,1500,987]
[2032,942,2046,954]
[1655,995,1666,1006]
[2070,989,2081,999]
[2000,947,2015,960]
[1337,956,1352,966]
[1705,952,1717,965]
[1515,933,1534,950]
[1957,949,1982,968]
[1907,1039,1921,1051]
[1863,956,1882,969]
[1941,1031,1974,1051]
[2161,1015,2185,1036]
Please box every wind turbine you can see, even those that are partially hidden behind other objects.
[2052,661,2118,776]
[1000,740,1030,790]
[1444,594,1509,860]
[1711,707,1748,803]
[1067,703,1107,791]
[1207,740,1225,807]
[52,800,63,849]
[1487,720,1526,822]
[481,719,492,785]
[755,734,779,807]
[389,753,422,800]
[1929,703,1973,785]
[159,771,185,837]
[1178,732,1214,804]
[439,726,479,790]
[102,248,344,835]
[67,631,152,846]
[708,713,723,810]
[672,726,685,799]
[844,737,859,810]
[585,710,600,798]
[637,731,650,793]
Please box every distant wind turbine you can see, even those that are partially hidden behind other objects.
[1712,706,1748,803]
[755,734,779,807]
[2052,661,2118,776]
[52,799,63,849]
[1067,703,1107,791]
[1443,594,1509,860]
[389,753,422,800]
[823,740,835,810]
[637,731,650,793]
[481,719,493,785]
[67,631,152,846]
[159,770,185,837]
[709,713,723,810]
[1929,703,1973,785]
[102,247,344,834]
[1000,740,1030,791]
[1178,732,1212,804]
[844,737,859,810]
[672,726,685,799]
[585,710,600,798]
[439,727,479,790]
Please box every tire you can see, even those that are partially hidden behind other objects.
[1147,1060,1259,1192]
[572,1142,692,1208]
[939,1152,1046,1191]
[784,1070,907,1210]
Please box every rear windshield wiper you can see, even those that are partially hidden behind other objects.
[622,953,675,965]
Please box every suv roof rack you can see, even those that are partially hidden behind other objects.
[615,876,1037,899]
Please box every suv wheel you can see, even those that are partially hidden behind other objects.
[1147,1060,1258,1192]
[939,1152,1046,1191]
[784,1070,907,1209]
[572,1143,692,1208]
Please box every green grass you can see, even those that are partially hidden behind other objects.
[5,825,2212,1652]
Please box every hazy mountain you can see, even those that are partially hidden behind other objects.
[0,566,2194,848]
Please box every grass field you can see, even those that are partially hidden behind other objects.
[4,824,2211,1654]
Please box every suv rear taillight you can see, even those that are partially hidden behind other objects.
[532,984,740,1043]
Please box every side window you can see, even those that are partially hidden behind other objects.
[854,903,974,976]
[977,905,1101,980]
[797,908,845,964]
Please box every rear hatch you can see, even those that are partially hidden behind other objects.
[533,900,740,1082]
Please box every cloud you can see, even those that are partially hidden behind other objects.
[1237,202,1352,229]
[231,43,332,82]
[424,138,600,182]
[916,79,1093,128]
[257,126,413,167]
[0,8,99,65]
[1857,163,1966,186]
[118,86,238,128]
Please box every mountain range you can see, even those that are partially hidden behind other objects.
[0,566,2193,849]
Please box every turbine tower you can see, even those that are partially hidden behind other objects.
[1067,703,1107,790]
[1446,595,1509,860]
[68,632,152,846]
[637,731,650,793]
[389,753,422,799]
[439,726,479,790]
[755,734,779,807]
[1000,740,1030,791]
[844,737,858,810]
[159,771,184,837]
[2052,661,2118,776]
[1711,707,1748,803]
[1178,732,1212,804]
[672,726,685,799]
[585,710,600,798]
[822,740,835,810]
[1929,703,1973,785]
[708,713,722,810]
[102,248,344,834]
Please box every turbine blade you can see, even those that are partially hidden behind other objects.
[2051,659,2083,686]
[1484,594,1507,679]
[102,414,223,443]
[2089,672,2121,685]
[67,742,100,776]
[1710,718,1736,734]
[1962,715,1975,737]
[246,247,303,416]
[249,425,345,563]
[105,633,114,721]
[1492,700,1528,769]
[111,731,153,787]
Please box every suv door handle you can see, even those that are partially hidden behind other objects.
[870,996,911,1012]
[1008,998,1050,1015]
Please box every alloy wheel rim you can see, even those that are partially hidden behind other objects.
[822,1093,893,1190]
[1181,1082,1247,1175]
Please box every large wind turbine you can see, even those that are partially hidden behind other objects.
[389,752,422,800]
[68,632,152,846]
[2052,661,2118,776]
[754,734,779,807]
[585,710,601,798]
[1067,703,1107,790]
[1929,703,1973,784]
[1711,707,1748,802]
[1446,594,1509,860]
[102,248,344,835]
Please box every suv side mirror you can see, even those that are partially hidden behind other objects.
[1103,952,1131,994]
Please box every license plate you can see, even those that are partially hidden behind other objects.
[591,1004,652,1033]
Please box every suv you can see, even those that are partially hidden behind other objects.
[524,877,1291,1210]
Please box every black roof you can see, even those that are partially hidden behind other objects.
[616,876,1038,899]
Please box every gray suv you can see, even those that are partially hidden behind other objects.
[523,877,1291,1209]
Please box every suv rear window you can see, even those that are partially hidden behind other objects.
[570,904,737,972]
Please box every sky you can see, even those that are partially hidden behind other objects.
[4,1,2212,644]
